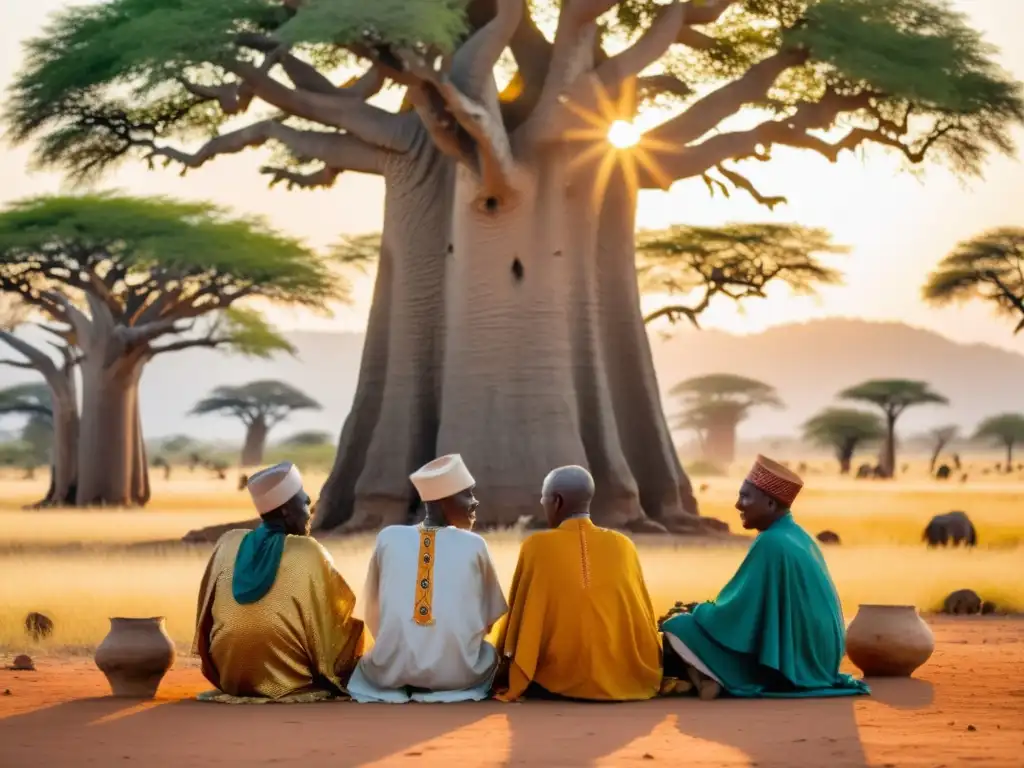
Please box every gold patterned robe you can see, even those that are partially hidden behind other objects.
[192,529,369,699]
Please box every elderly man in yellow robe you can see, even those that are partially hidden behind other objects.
[493,465,663,701]
[346,454,508,703]
[193,462,368,700]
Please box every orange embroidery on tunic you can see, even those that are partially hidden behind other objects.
[413,529,436,625]
[577,523,591,589]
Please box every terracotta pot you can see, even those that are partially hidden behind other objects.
[845,604,934,677]
[94,617,176,698]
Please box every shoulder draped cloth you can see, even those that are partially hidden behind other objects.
[494,518,662,702]
[663,513,870,698]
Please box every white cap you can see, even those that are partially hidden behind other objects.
[410,454,475,502]
[247,462,304,515]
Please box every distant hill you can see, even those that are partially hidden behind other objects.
[0,318,1021,447]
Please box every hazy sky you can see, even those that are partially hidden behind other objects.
[2,0,1024,349]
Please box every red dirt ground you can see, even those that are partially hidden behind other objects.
[1,617,1022,767]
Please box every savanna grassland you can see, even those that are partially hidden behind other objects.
[1,459,1022,654]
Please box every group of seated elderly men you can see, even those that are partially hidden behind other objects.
[193,454,870,703]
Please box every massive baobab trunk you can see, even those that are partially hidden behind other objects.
[241,417,270,467]
[704,417,738,467]
[47,376,79,505]
[315,145,451,531]
[0,330,80,506]
[69,294,151,506]
[315,146,702,533]
[76,355,148,506]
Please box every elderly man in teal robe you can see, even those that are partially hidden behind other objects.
[662,455,869,700]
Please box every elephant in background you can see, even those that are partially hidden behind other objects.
[923,511,977,547]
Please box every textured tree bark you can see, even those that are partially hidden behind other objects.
[594,170,701,529]
[47,393,79,505]
[315,143,714,533]
[314,142,451,532]
[76,355,146,506]
[241,417,269,467]
[880,412,897,479]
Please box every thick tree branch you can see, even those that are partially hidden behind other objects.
[226,60,413,153]
[0,329,61,376]
[177,78,255,115]
[645,48,809,148]
[399,53,515,194]
[404,83,475,165]
[714,164,787,209]
[680,0,740,26]
[640,90,875,188]
[536,3,686,144]
[41,292,93,342]
[147,119,388,177]
[676,26,718,50]
[116,317,189,347]
[516,0,610,146]
[451,0,523,100]
[261,164,343,190]
[644,303,702,328]
[595,3,686,87]
[638,74,693,101]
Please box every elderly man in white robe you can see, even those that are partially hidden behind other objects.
[346,454,508,703]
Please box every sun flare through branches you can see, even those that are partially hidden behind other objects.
[608,120,641,149]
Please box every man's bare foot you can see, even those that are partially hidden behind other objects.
[685,664,723,701]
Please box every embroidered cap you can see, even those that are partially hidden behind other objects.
[247,462,303,515]
[745,454,803,507]
[410,454,475,502]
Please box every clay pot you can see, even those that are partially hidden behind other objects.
[845,604,934,677]
[94,617,176,698]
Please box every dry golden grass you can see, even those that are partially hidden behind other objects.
[1,465,1022,653]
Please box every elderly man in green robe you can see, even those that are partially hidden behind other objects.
[662,455,869,700]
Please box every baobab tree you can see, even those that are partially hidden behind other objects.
[801,407,884,475]
[923,228,1024,334]
[671,374,782,466]
[0,195,338,506]
[637,223,844,327]
[191,380,322,466]
[7,0,1022,532]
[973,413,1024,472]
[839,379,948,478]
[0,303,79,504]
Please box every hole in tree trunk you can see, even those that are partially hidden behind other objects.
[447,243,453,254]
[511,258,524,281]
[484,196,499,213]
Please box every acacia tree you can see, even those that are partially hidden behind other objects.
[927,424,958,473]
[0,195,338,506]
[973,413,1024,472]
[839,379,948,478]
[801,407,883,474]
[7,0,1021,532]
[671,374,782,465]
[0,383,55,490]
[638,223,844,327]
[282,429,333,446]
[923,228,1024,333]
[191,380,322,466]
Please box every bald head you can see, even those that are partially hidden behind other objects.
[541,465,595,526]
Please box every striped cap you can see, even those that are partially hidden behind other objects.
[746,454,803,507]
